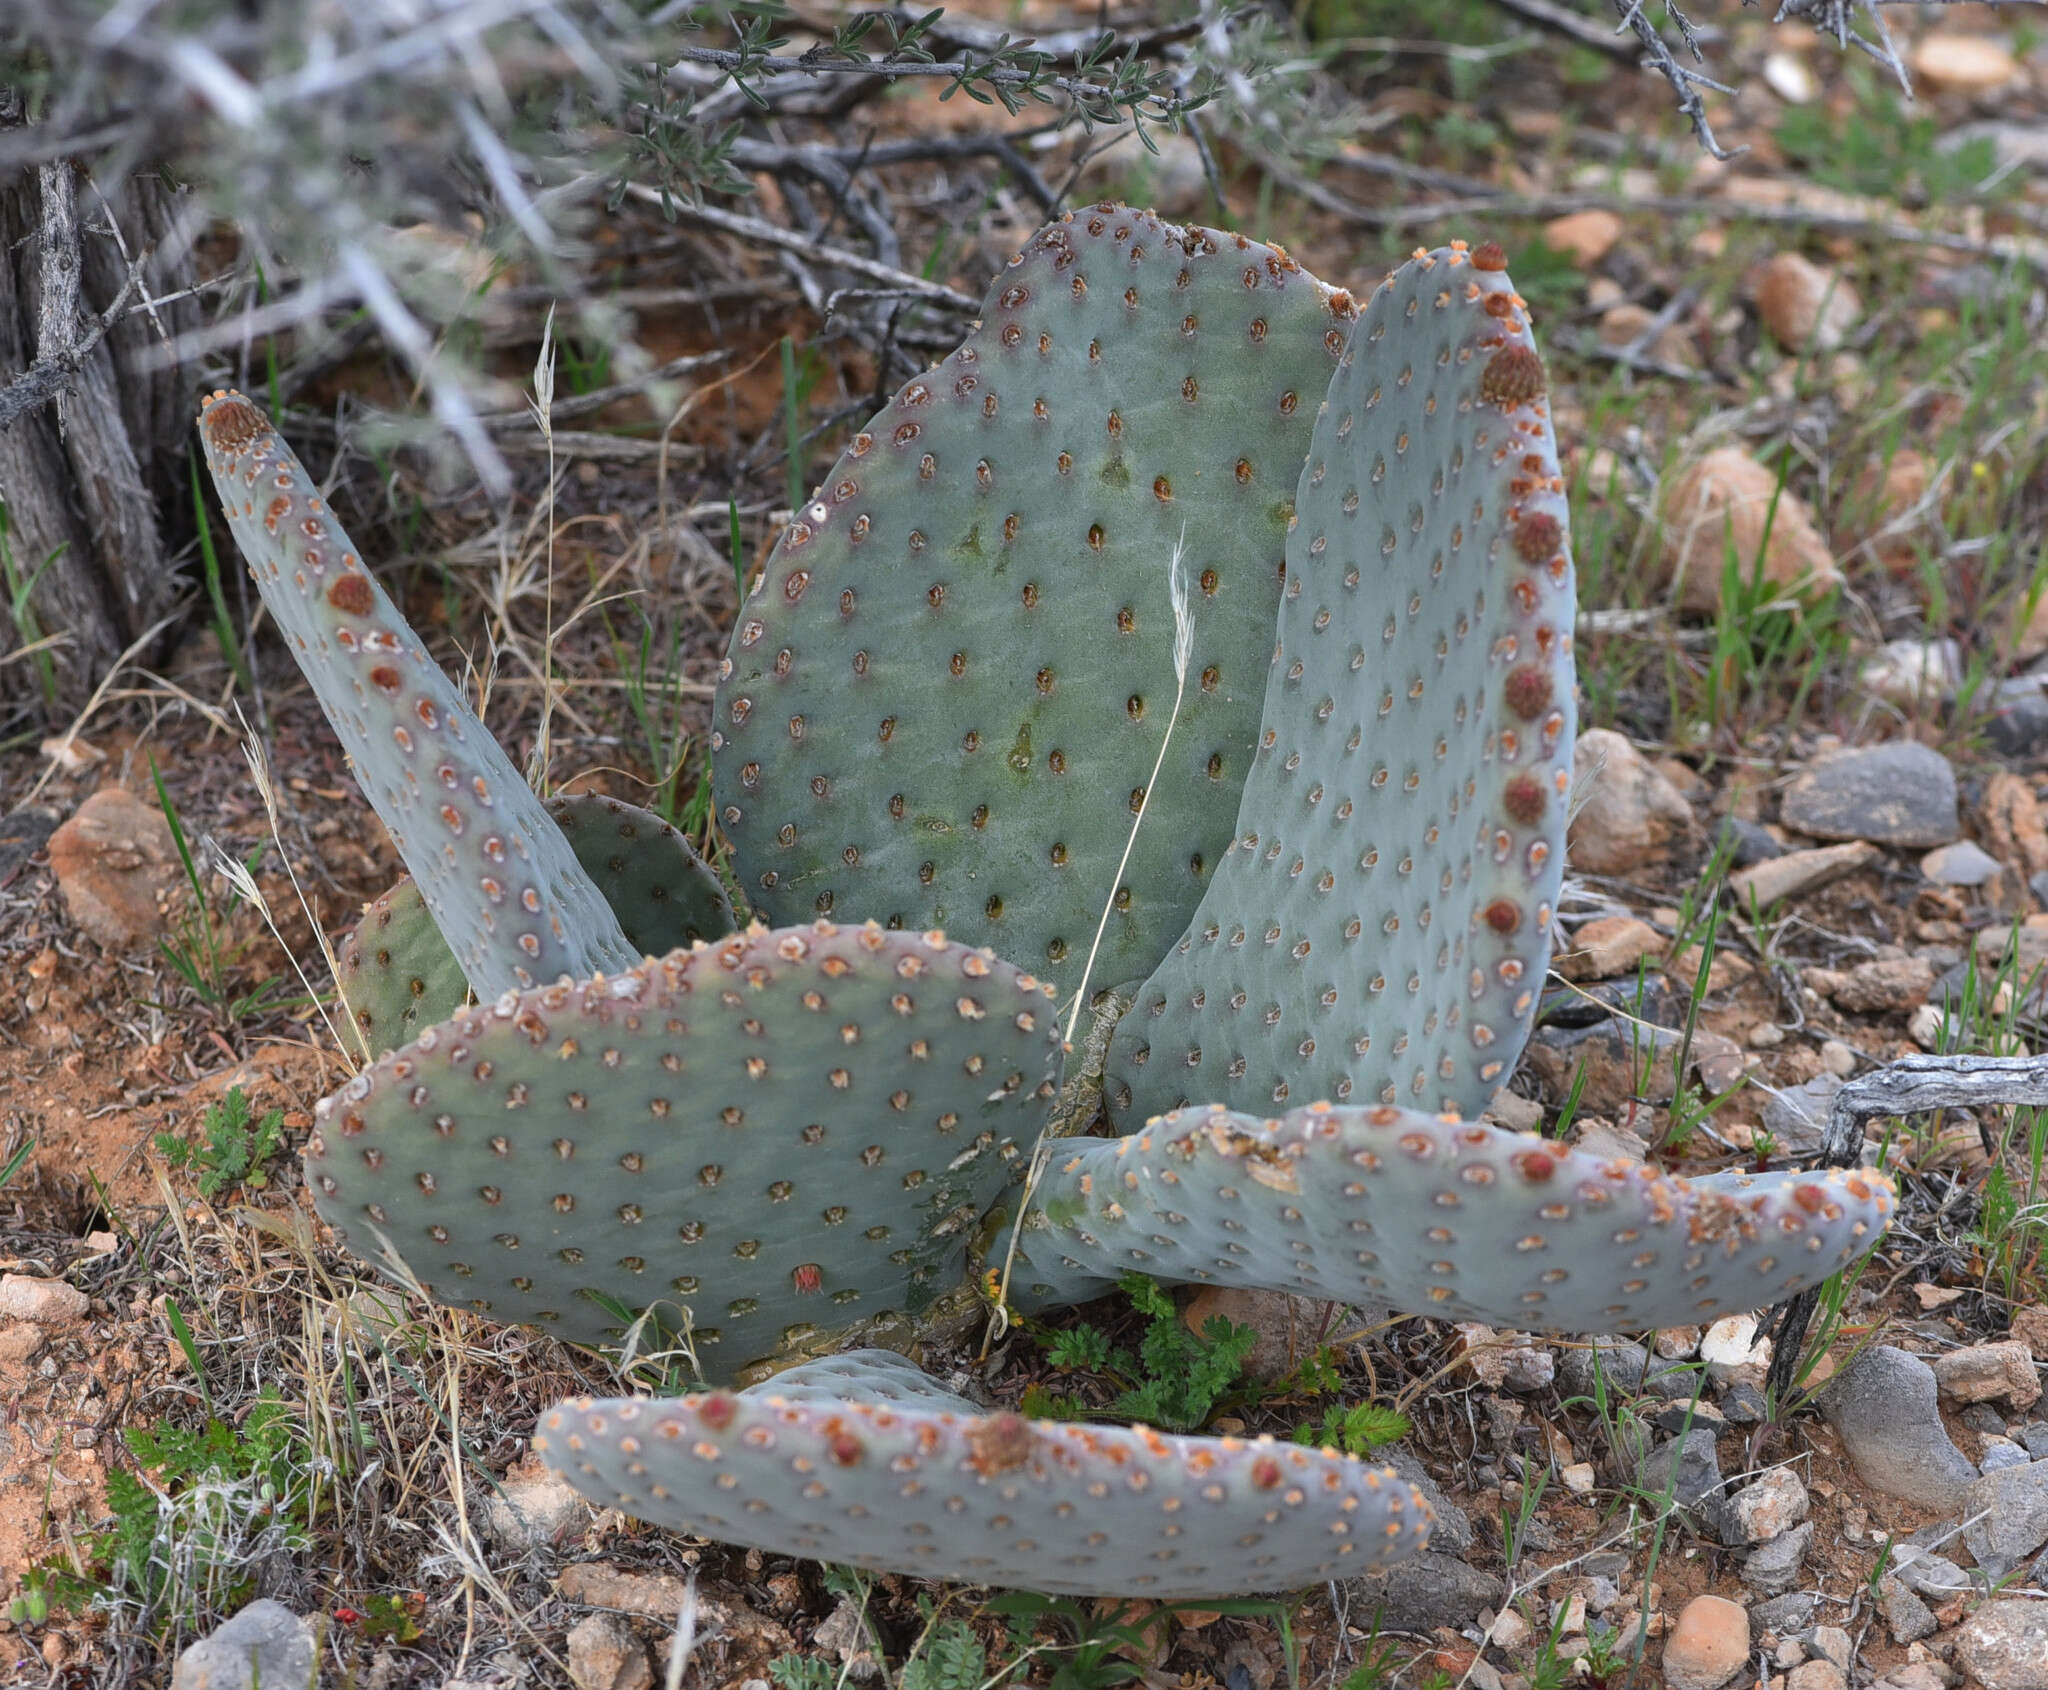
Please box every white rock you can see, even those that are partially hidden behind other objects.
[1702,1314,1771,1382]
[1763,51,1817,104]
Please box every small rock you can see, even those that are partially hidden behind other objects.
[1568,730,1698,875]
[1760,1074,1843,1156]
[1634,1426,1723,1511]
[1952,1599,2048,1690]
[1911,33,2021,94]
[811,1600,881,1682]
[171,1600,317,1690]
[1557,916,1665,982]
[1986,771,2048,879]
[1181,1287,1307,1383]
[1562,1461,1596,1496]
[1558,1337,1697,1402]
[481,1449,588,1551]
[1741,1521,1814,1596]
[1749,1593,1817,1638]
[1984,1436,2035,1472]
[1923,840,2004,887]
[1661,447,1841,614]
[1820,1345,1980,1511]
[1756,252,1861,352]
[1810,1625,1851,1669]
[1344,1553,1503,1633]
[1600,302,1698,369]
[1701,1313,1770,1383]
[1863,639,1962,706]
[1983,674,2048,759]
[1819,1039,1858,1078]
[1489,1607,1532,1650]
[1787,1659,1846,1690]
[1715,814,1785,867]
[1819,956,1938,1015]
[1880,1574,1938,1643]
[1846,449,1937,572]
[1888,1544,1972,1600]
[1934,1341,2042,1409]
[1720,1468,1810,1545]
[1780,742,1960,849]
[2027,1422,2048,1458]
[1651,1398,1726,1437]
[1961,1460,2048,1579]
[2015,1306,2048,1361]
[566,1613,653,1690]
[0,1274,89,1326]
[1544,209,1623,267]
[46,785,186,950]
[1727,840,1880,908]
[1454,1323,1556,1393]
[1484,1089,1546,1133]
[1655,1326,1705,1360]
[1763,50,1817,103]
[1874,1668,1950,1690]
[1664,1595,1751,1690]
[1721,1381,1770,1424]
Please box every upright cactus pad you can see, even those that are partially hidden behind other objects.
[198,391,637,998]
[337,795,736,1060]
[1108,242,1575,1124]
[536,1349,1433,1596]
[715,208,1355,996]
[336,879,473,1061]
[545,794,736,949]
[997,1103,1895,1332]
[303,922,1063,1373]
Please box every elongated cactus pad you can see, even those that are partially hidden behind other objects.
[536,1349,1433,1596]
[304,922,1063,1373]
[1108,242,1575,1124]
[337,795,735,1060]
[197,391,637,998]
[997,1103,1895,1331]
[715,207,1355,996]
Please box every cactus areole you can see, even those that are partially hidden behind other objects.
[199,209,1897,1600]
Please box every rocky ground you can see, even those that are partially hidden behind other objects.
[6,1,2048,1687]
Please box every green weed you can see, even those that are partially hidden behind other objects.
[1291,1400,1410,1456]
[154,1086,287,1201]
[1027,1272,1256,1433]
[148,760,295,1021]
[0,499,64,710]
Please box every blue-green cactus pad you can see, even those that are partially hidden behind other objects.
[714,207,1355,997]
[1107,241,1576,1123]
[304,922,1063,1375]
[536,1349,1434,1596]
[198,391,637,997]
[999,1102,1897,1332]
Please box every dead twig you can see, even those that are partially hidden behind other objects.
[1765,1052,2048,1397]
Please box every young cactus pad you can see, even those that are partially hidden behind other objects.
[535,1349,1434,1597]
[997,1102,1896,1331]
[714,208,1355,997]
[197,391,637,998]
[303,923,1063,1371]
[1108,242,1576,1126]
[337,794,737,1061]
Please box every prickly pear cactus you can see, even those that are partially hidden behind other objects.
[304,922,1062,1370]
[1107,243,1575,1125]
[337,793,736,1060]
[715,208,1356,996]
[993,1101,1898,1331]
[335,879,473,1060]
[195,218,1903,1605]
[536,1349,1434,1597]
[198,391,637,998]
